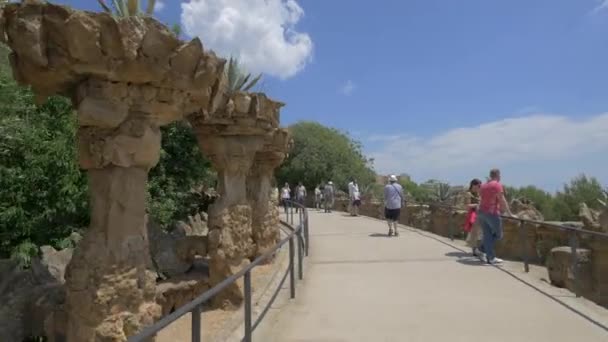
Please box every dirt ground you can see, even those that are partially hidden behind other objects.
[157,246,290,342]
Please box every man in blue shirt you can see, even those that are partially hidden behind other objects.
[384,175,404,237]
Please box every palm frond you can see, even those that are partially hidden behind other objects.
[97,0,113,13]
[118,0,129,17]
[222,56,263,93]
[127,0,139,16]
[145,0,156,15]
[111,0,125,16]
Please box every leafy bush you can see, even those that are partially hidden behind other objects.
[148,121,216,228]
[0,63,89,258]
[277,121,375,191]
[0,44,216,259]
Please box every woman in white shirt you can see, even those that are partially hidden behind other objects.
[281,183,291,213]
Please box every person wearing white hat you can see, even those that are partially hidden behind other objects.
[323,181,335,213]
[384,175,404,236]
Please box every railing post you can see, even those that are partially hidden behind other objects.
[297,227,304,280]
[569,230,580,298]
[289,234,296,299]
[519,220,529,273]
[243,270,252,342]
[290,202,294,225]
[191,304,201,342]
[304,213,310,256]
[448,207,454,241]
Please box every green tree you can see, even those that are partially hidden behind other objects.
[417,179,456,203]
[554,174,605,221]
[147,121,216,228]
[277,121,375,191]
[0,43,216,261]
[171,23,182,37]
[399,179,432,203]
[0,44,89,258]
[505,185,558,220]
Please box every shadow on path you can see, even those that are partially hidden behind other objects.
[407,227,608,333]
[369,233,391,238]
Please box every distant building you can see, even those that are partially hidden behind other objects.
[375,174,388,184]
[375,173,411,184]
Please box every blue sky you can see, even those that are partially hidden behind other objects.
[56,0,608,191]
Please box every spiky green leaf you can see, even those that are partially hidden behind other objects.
[128,0,139,16]
[97,0,113,13]
[235,73,250,91]
[145,0,156,15]
[111,0,125,16]
[242,73,262,92]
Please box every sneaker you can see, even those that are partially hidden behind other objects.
[394,229,400,237]
[388,229,394,237]
[487,257,503,265]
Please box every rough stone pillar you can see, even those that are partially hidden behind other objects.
[198,135,265,307]
[189,92,284,307]
[1,3,227,338]
[247,129,290,259]
[63,79,172,341]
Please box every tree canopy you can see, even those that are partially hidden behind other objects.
[277,121,375,191]
[0,44,88,259]
[0,44,215,260]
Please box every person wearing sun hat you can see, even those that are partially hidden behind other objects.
[383,174,404,236]
[323,181,335,213]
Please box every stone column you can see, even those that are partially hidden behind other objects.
[196,135,266,307]
[64,80,171,341]
[189,91,284,307]
[247,129,290,259]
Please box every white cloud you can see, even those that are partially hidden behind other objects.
[340,80,356,96]
[154,0,165,12]
[180,0,313,79]
[367,113,608,191]
[591,0,608,14]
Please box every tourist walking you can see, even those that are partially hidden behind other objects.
[314,185,323,210]
[477,169,516,265]
[348,179,361,216]
[323,181,335,213]
[463,178,483,257]
[295,182,307,212]
[281,182,291,214]
[384,175,404,237]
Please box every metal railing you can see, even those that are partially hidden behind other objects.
[128,200,309,342]
[422,202,608,298]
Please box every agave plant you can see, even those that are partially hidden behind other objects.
[97,0,156,17]
[598,189,608,207]
[422,181,456,203]
[223,56,263,94]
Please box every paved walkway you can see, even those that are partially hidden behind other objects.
[255,210,608,342]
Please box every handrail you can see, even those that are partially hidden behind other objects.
[128,200,309,342]
[415,200,607,299]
